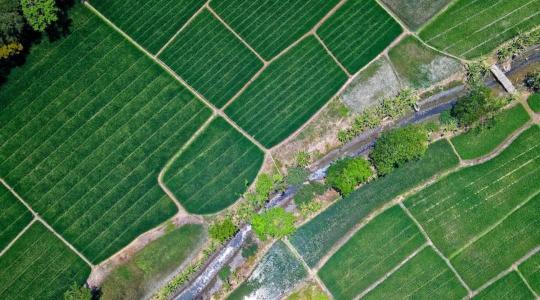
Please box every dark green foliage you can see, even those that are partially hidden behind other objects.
[525,70,540,92]
[218,265,231,282]
[286,167,310,186]
[0,0,24,45]
[211,0,339,60]
[451,104,530,159]
[290,140,459,267]
[528,93,540,112]
[293,182,327,206]
[63,283,92,300]
[209,218,238,243]
[164,117,264,214]
[317,0,402,73]
[0,6,211,263]
[225,36,348,148]
[20,0,58,32]
[0,222,91,300]
[241,238,258,259]
[251,207,296,240]
[371,125,429,175]
[326,157,372,196]
[91,0,205,54]
[159,9,263,108]
[451,86,505,127]
[439,109,458,125]
[0,184,32,250]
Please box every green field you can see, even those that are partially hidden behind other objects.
[473,272,535,300]
[319,206,425,300]
[0,184,32,251]
[451,193,540,289]
[158,9,263,108]
[380,0,453,30]
[405,125,540,257]
[90,0,206,54]
[0,222,91,300]
[528,93,540,113]
[451,104,530,159]
[363,247,467,299]
[163,117,264,214]
[228,241,308,300]
[317,0,402,74]
[0,5,211,263]
[101,224,206,300]
[519,252,540,294]
[290,139,459,267]
[225,37,347,148]
[387,36,462,89]
[210,0,340,60]
[420,0,540,58]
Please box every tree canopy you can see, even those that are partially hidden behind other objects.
[209,217,237,243]
[251,207,296,240]
[21,0,58,32]
[326,157,372,196]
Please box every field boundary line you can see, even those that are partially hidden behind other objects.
[206,4,267,64]
[0,218,36,257]
[314,33,351,77]
[374,0,411,34]
[449,190,540,260]
[516,268,538,298]
[446,137,464,163]
[354,243,429,299]
[0,179,94,267]
[470,246,540,297]
[416,0,459,33]
[399,202,473,295]
[85,2,268,154]
[155,1,208,57]
[413,32,469,63]
[283,238,334,300]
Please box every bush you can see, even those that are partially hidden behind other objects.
[294,182,328,206]
[370,125,429,175]
[465,62,489,87]
[245,173,285,208]
[451,86,506,127]
[497,30,540,61]
[525,70,540,92]
[241,238,258,258]
[218,265,231,282]
[209,218,237,243]
[295,151,311,167]
[326,157,373,196]
[64,283,91,300]
[251,207,296,240]
[286,167,310,186]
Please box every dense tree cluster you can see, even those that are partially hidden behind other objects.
[209,217,238,243]
[326,157,372,196]
[451,86,507,127]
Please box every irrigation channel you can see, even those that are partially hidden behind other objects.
[173,46,540,300]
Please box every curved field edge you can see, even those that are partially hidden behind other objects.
[163,117,265,215]
[289,139,460,267]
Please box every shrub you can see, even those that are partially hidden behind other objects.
[497,30,540,61]
[63,283,92,300]
[286,167,310,186]
[326,157,373,196]
[294,182,328,206]
[241,238,258,258]
[295,151,311,167]
[218,265,231,282]
[251,207,296,240]
[465,62,489,87]
[370,125,429,175]
[298,201,323,219]
[245,173,285,208]
[209,218,237,243]
[525,70,540,92]
[451,86,506,127]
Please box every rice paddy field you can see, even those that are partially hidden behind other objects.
[163,117,265,214]
[420,0,540,59]
[0,222,91,300]
[290,140,459,267]
[380,0,453,30]
[451,104,530,160]
[528,93,540,113]
[225,37,348,148]
[519,252,540,294]
[473,272,535,300]
[0,184,32,251]
[317,0,402,73]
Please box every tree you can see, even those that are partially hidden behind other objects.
[251,207,295,240]
[64,283,92,300]
[209,217,237,243]
[326,157,372,196]
[0,0,25,44]
[370,125,429,176]
[21,0,58,32]
[451,86,505,127]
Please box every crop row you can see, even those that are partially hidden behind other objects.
[0,222,90,300]
[164,117,264,214]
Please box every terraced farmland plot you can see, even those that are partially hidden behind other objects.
[210,0,340,60]
[0,183,32,251]
[451,104,530,160]
[159,9,263,108]
[225,36,348,148]
[0,222,91,300]
[405,125,540,257]
[89,0,206,54]
[450,193,540,289]
[228,241,308,300]
[363,247,468,299]
[0,5,211,263]
[317,0,402,73]
[289,140,459,267]
[473,272,535,300]
[319,206,426,300]
[380,0,453,30]
[519,251,540,294]
[163,117,264,214]
[419,0,540,59]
